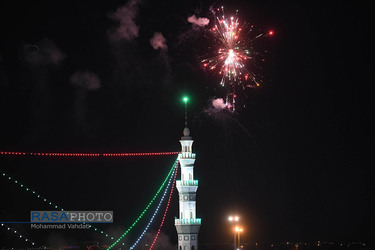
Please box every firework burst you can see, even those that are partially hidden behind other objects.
[201,6,273,110]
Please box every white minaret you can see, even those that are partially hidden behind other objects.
[175,127,201,250]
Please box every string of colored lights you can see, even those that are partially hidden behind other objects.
[0,151,179,157]
[1,172,63,210]
[149,161,179,250]
[108,159,178,249]
[0,223,36,246]
[128,162,178,250]
[1,172,114,240]
[106,158,177,248]
[1,158,178,244]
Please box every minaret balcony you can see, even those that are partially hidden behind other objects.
[176,180,198,193]
[175,218,201,225]
[176,180,198,186]
[179,152,196,159]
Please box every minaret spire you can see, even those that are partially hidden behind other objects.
[183,96,188,128]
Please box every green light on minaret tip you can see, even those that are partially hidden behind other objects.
[183,96,189,127]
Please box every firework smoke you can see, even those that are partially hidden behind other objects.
[150,32,168,50]
[19,39,66,137]
[23,39,65,66]
[149,31,171,85]
[108,0,141,42]
[70,71,101,90]
[70,70,101,129]
[187,14,210,27]
[212,98,227,110]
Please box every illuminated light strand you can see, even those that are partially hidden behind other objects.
[107,158,178,249]
[108,161,177,248]
[149,162,179,250]
[1,159,177,241]
[1,172,64,211]
[0,151,179,157]
[0,223,36,246]
[128,162,178,250]
[1,172,114,240]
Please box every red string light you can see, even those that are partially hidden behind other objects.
[149,162,179,250]
[0,151,179,157]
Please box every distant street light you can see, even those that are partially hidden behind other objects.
[228,215,239,250]
[228,216,239,222]
[235,226,243,249]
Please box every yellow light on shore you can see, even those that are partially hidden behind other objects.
[228,215,241,250]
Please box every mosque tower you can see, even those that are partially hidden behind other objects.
[175,126,201,250]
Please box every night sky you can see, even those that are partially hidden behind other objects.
[0,0,373,247]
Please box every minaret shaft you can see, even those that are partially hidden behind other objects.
[175,127,201,250]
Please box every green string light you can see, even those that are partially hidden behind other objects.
[107,158,178,248]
